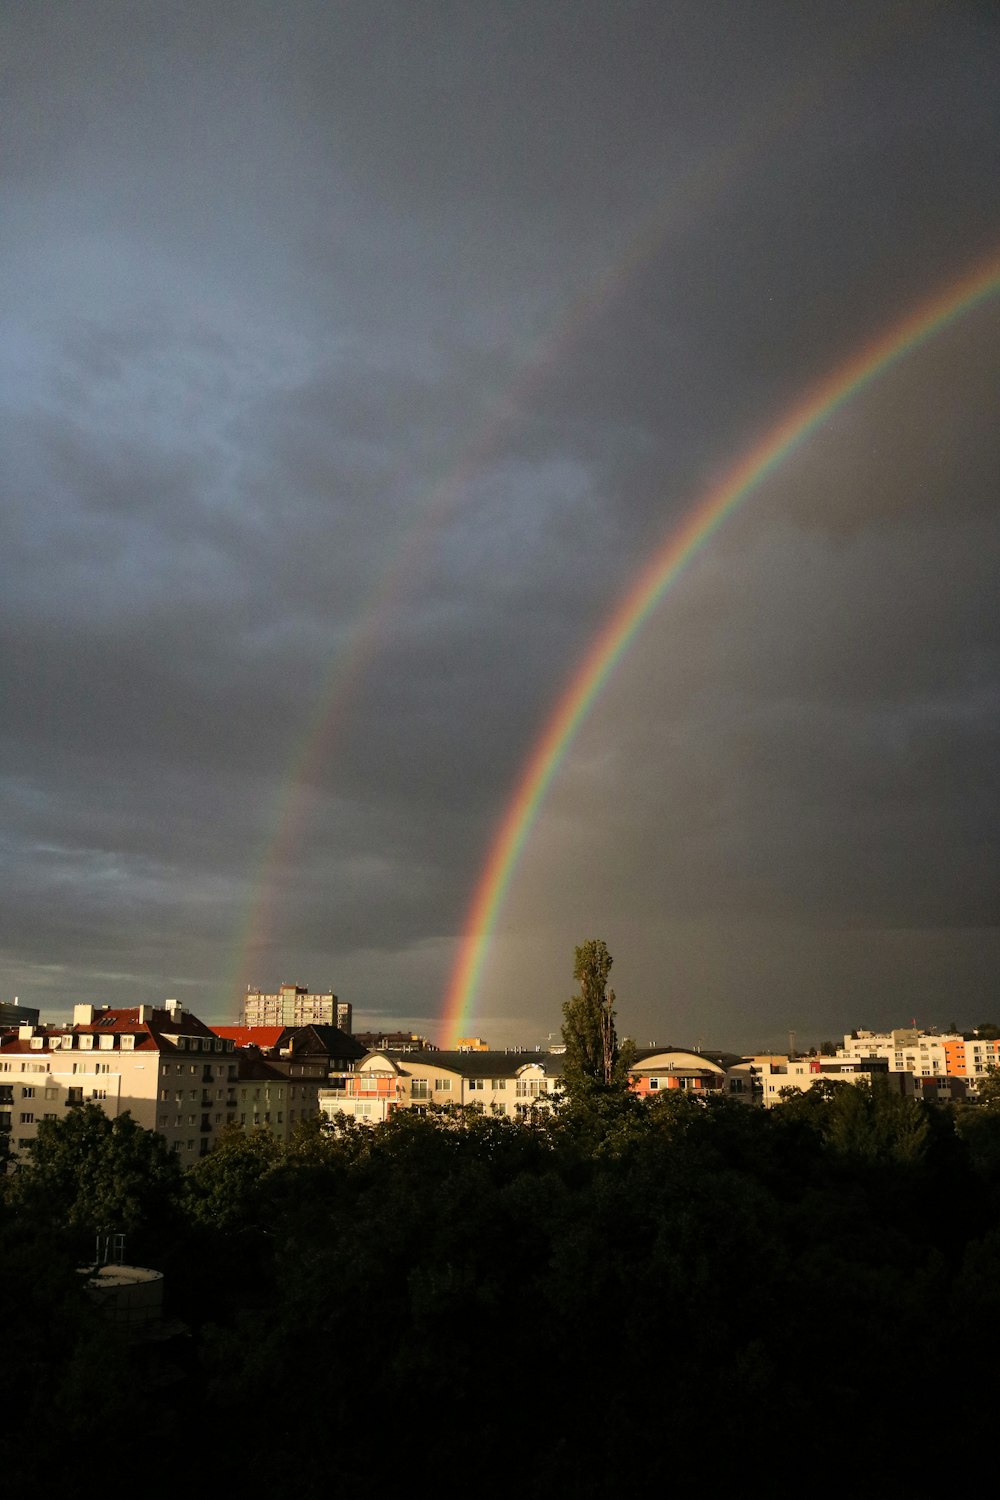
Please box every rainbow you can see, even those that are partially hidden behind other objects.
[229,14,957,1008]
[441,251,1000,1043]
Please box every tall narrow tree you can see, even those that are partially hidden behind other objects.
[561,939,634,1093]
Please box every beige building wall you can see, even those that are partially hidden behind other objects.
[1,1008,240,1165]
[232,1076,320,1140]
[319,1053,559,1125]
[726,1055,914,1105]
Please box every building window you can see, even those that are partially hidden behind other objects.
[21,1086,35,1098]
[410,1080,430,1100]
[20,1112,34,1124]
[436,1078,452,1092]
[515,1079,544,1099]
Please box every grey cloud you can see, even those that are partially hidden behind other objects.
[1,1,997,1046]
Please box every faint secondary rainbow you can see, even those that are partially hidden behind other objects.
[227,77,826,998]
[441,251,1000,1043]
[229,13,950,1006]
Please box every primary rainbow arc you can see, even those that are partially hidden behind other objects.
[441,251,1000,1044]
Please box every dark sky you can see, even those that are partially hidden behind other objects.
[2,1,998,1051]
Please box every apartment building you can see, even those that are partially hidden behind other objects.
[725,1054,913,1106]
[213,1023,365,1077]
[241,983,352,1034]
[629,1049,727,1097]
[0,1001,238,1162]
[230,1052,322,1142]
[0,1001,39,1028]
[839,1029,998,1093]
[319,1048,565,1125]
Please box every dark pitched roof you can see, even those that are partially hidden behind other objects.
[376,1049,566,1081]
[279,1025,367,1060]
[235,1053,289,1082]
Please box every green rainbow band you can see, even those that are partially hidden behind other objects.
[441,252,1000,1044]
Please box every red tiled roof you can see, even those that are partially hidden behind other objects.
[1,1005,228,1055]
[212,1026,285,1050]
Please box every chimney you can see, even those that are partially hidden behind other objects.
[165,998,182,1020]
[73,1004,95,1026]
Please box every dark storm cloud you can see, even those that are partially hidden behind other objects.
[1,1,997,1041]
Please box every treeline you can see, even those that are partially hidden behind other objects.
[4,1085,1000,1489]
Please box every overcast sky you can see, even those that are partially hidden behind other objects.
[2,1,998,1051]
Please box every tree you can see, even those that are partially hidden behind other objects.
[560,939,635,1094]
[183,1123,284,1234]
[976,1065,1000,1111]
[4,1103,182,1251]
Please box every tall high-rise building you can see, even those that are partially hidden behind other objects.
[240,983,351,1033]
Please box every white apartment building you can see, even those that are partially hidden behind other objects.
[725,1054,915,1106]
[0,1001,239,1163]
[319,1049,565,1126]
[840,1029,997,1092]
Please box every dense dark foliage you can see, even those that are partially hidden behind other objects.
[3,1085,1000,1489]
